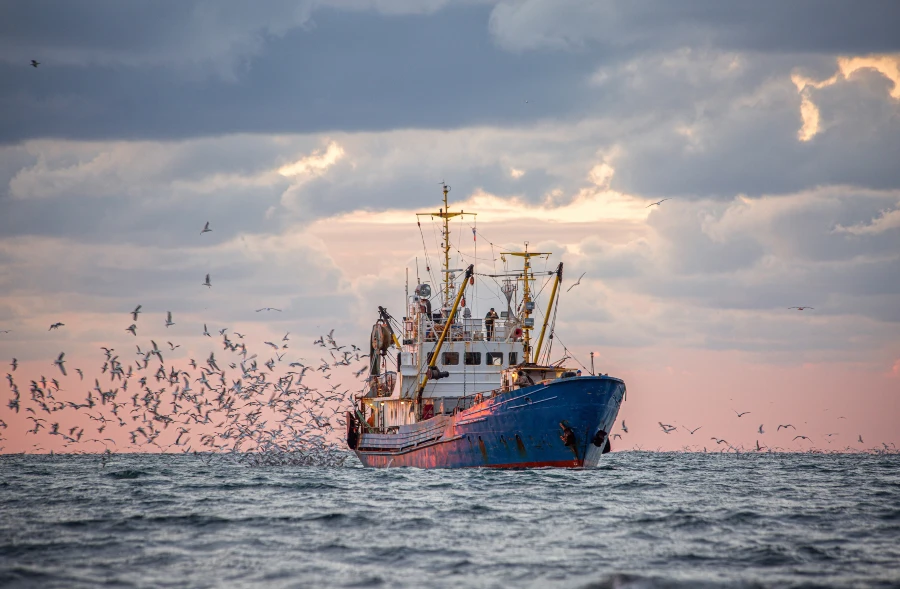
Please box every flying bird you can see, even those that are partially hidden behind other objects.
[777,424,796,431]
[10,358,17,371]
[758,424,765,434]
[734,410,750,417]
[0,330,11,334]
[788,307,814,311]
[621,420,628,433]
[202,274,211,288]
[131,305,142,321]
[165,311,175,328]
[167,342,180,350]
[126,324,137,336]
[53,352,67,376]
[566,272,586,293]
[203,324,211,337]
[793,435,811,441]
[201,222,212,234]
[49,322,64,331]
[684,426,702,434]
[710,437,728,445]
[75,368,83,380]
[256,307,281,312]
[31,60,40,68]
[646,199,671,208]
[858,435,863,444]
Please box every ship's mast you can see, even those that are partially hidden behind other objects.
[417,184,475,308]
[503,242,550,364]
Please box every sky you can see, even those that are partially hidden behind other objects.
[1,0,899,454]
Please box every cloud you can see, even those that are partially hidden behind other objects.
[488,1,900,55]
[278,141,345,178]
[834,207,900,236]
[792,53,900,141]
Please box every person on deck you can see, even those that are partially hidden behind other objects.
[485,307,499,340]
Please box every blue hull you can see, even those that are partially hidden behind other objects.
[354,376,625,468]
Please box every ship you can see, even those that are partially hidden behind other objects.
[346,184,627,468]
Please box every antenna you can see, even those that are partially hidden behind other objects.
[417,183,475,309]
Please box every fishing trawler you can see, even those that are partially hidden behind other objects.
[347,185,626,468]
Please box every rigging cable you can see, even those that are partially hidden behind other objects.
[416,219,438,297]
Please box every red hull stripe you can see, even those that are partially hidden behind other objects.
[478,460,583,468]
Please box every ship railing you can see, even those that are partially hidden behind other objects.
[419,319,509,343]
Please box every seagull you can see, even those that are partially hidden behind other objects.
[711,437,728,445]
[256,307,281,312]
[126,324,137,336]
[282,332,290,341]
[858,435,863,444]
[203,324,211,337]
[167,342,180,350]
[75,368,83,380]
[646,199,671,208]
[777,424,796,431]
[621,420,628,434]
[734,410,750,417]
[758,424,765,434]
[684,426,702,434]
[788,307,814,311]
[53,352,67,376]
[658,422,677,433]
[49,322,64,331]
[10,358,17,371]
[202,274,211,288]
[131,305,142,321]
[0,330,10,334]
[756,440,764,451]
[201,221,212,234]
[165,311,175,328]
[793,435,811,441]
[566,272,586,293]
[31,60,40,68]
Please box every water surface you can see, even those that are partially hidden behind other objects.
[1,453,898,588]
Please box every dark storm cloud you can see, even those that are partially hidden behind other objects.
[490,0,900,55]
[0,2,592,144]
[6,0,898,145]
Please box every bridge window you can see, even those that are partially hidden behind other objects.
[442,352,459,365]
[465,352,481,365]
[509,352,518,365]
[486,352,503,366]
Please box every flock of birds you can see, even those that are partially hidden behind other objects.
[0,221,373,466]
[607,411,897,455]
[2,320,366,466]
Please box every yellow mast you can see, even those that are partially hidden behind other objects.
[416,264,474,404]
[416,184,475,308]
[502,243,550,364]
[534,262,563,363]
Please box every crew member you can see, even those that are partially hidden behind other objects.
[485,307,499,340]
[516,370,534,388]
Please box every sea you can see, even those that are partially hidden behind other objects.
[1,452,898,589]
